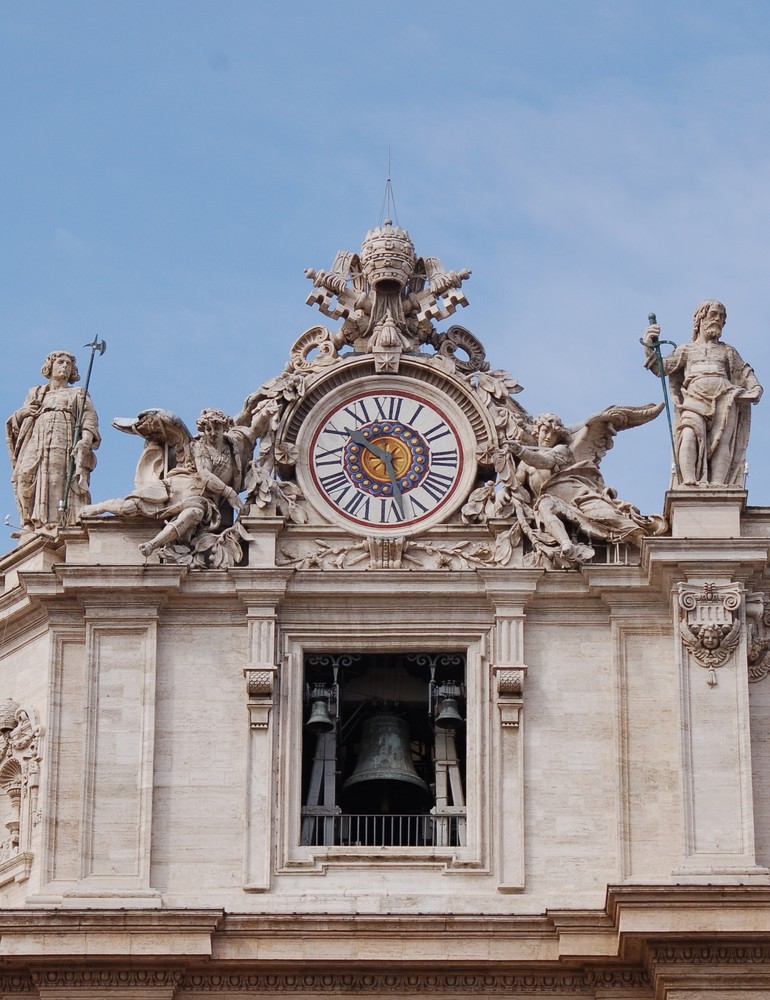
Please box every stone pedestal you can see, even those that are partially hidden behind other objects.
[665,487,746,539]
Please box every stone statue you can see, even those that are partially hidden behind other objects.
[81,406,262,563]
[501,406,667,568]
[6,350,100,532]
[643,300,762,486]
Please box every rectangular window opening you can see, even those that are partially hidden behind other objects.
[300,652,467,848]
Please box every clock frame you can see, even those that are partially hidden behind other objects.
[296,376,479,537]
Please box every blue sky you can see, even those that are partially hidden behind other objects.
[4,1,770,540]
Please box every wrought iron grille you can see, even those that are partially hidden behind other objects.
[301,812,464,848]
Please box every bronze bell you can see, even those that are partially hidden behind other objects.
[434,696,463,730]
[342,713,430,814]
[306,698,335,734]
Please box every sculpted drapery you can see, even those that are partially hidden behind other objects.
[6,351,100,531]
[644,301,762,486]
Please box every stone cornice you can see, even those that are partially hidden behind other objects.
[4,967,655,995]
[642,536,770,592]
[3,900,770,991]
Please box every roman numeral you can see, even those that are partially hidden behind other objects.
[316,445,344,466]
[431,448,458,468]
[420,471,454,502]
[321,422,351,439]
[319,470,351,502]
[423,421,451,444]
[373,396,404,421]
[343,492,370,519]
[379,498,405,523]
[342,400,371,426]
[409,495,429,515]
[409,403,425,423]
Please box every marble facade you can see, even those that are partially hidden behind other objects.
[2,226,770,998]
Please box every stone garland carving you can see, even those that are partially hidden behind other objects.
[279,529,519,572]
[0,699,42,878]
[642,299,762,487]
[678,582,742,687]
[6,350,100,534]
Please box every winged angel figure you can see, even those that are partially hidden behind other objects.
[680,617,742,687]
[465,402,667,569]
[80,406,264,567]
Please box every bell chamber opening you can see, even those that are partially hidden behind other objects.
[300,652,467,849]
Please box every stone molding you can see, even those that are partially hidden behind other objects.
[649,941,770,965]
[1,968,656,996]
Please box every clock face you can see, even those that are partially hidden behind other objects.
[302,387,469,534]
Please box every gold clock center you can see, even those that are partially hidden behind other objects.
[360,436,412,482]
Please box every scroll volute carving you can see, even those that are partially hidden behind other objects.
[678,583,742,687]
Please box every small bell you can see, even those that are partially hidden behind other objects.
[434,696,463,731]
[306,698,335,734]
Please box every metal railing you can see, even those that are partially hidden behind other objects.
[301,812,465,848]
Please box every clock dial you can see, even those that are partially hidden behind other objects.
[306,390,465,532]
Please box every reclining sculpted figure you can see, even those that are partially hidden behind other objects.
[81,406,262,559]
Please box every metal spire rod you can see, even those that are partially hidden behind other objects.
[640,312,682,485]
[378,148,399,226]
[60,336,107,520]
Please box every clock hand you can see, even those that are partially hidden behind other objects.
[345,426,392,462]
[380,449,405,516]
[345,427,404,515]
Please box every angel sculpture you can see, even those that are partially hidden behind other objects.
[504,404,667,568]
[80,406,264,565]
[680,618,741,687]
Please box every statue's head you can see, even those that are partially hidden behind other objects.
[41,350,80,383]
[197,407,233,435]
[533,412,568,445]
[692,300,727,342]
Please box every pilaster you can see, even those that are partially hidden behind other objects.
[23,566,186,906]
[480,570,541,892]
[232,569,292,891]
[646,495,770,884]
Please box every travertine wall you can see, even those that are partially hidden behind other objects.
[0,493,767,918]
[1,500,770,995]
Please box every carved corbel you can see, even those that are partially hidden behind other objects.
[244,668,276,729]
[746,591,770,682]
[678,582,743,687]
[493,666,526,727]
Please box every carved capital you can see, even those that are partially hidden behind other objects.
[244,668,275,731]
[244,668,275,698]
[493,665,526,728]
[495,667,526,695]
[677,582,743,687]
